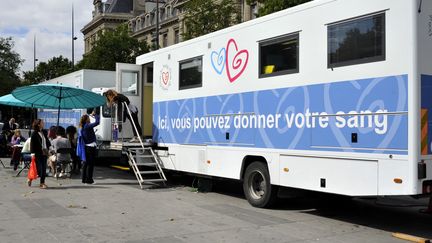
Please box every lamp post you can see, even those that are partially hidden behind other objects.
[33,35,38,72]
[156,0,160,50]
[71,4,77,71]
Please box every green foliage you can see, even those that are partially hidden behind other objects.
[0,37,23,96]
[22,55,72,84]
[246,0,311,17]
[76,24,149,71]
[182,0,241,40]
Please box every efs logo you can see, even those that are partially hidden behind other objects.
[159,65,172,90]
[210,38,249,83]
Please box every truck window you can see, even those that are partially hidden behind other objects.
[121,71,139,96]
[328,12,385,68]
[259,33,299,78]
[179,56,202,90]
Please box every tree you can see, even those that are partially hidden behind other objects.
[246,0,311,17]
[0,37,23,96]
[22,55,72,84]
[76,24,149,71]
[182,0,241,40]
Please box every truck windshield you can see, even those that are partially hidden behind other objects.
[101,103,111,118]
[86,104,111,118]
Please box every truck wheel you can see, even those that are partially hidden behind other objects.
[243,161,278,208]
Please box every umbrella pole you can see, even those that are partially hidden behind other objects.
[57,87,62,127]
[29,105,33,137]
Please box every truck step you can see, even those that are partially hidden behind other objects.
[135,162,158,166]
[134,154,154,158]
[139,170,160,174]
[140,178,167,183]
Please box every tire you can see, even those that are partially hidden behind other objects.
[243,161,278,208]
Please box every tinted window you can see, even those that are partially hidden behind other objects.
[328,13,385,68]
[179,56,202,90]
[259,33,299,78]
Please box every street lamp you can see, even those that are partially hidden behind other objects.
[150,0,165,50]
[33,35,38,72]
[71,4,77,71]
[156,0,160,49]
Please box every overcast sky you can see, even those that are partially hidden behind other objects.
[0,0,94,73]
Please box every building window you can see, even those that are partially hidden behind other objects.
[328,12,385,68]
[167,6,171,17]
[174,30,179,44]
[121,71,138,96]
[163,33,168,47]
[259,33,299,78]
[250,4,258,20]
[179,56,202,90]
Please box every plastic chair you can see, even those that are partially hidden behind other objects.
[55,147,73,179]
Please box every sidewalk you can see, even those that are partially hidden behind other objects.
[0,157,427,243]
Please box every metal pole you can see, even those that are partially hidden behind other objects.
[72,4,75,70]
[156,0,159,50]
[33,35,36,71]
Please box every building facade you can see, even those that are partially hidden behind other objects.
[81,0,259,53]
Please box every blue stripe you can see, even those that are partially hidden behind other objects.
[154,75,408,154]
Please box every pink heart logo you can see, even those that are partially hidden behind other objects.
[225,39,249,83]
[162,72,169,85]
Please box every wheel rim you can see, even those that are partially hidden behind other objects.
[247,170,266,200]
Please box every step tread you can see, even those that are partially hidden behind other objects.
[140,178,166,183]
[139,170,161,174]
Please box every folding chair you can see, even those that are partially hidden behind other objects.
[55,147,73,179]
[16,152,31,177]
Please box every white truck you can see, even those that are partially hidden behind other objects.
[131,0,432,207]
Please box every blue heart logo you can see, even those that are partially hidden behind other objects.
[210,48,226,75]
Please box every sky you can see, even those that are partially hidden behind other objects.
[0,0,94,74]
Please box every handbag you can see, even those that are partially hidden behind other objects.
[27,154,38,180]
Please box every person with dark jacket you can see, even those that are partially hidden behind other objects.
[79,111,100,184]
[103,89,142,142]
[29,119,51,189]
[3,118,18,142]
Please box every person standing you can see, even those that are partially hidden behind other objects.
[79,111,99,185]
[29,119,50,189]
[103,89,142,142]
[66,125,80,174]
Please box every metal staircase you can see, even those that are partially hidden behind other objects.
[118,101,166,188]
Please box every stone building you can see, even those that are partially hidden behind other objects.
[81,0,259,53]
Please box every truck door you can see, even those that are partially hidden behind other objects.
[116,63,143,139]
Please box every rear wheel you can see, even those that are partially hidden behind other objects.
[243,161,278,208]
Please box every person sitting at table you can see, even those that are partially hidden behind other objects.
[51,126,71,178]
[17,136,32,172]
[10,129,26,145]
[10,129,26,170]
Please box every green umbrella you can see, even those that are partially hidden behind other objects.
[0,94,55,109]
[12,83,106,126]
[0,94,57,135]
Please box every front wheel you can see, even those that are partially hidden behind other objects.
[243,162,278,208]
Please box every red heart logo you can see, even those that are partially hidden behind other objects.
[225,39,249,83]
[162,72,169,85]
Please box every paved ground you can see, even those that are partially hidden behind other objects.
[0,157,431,243]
